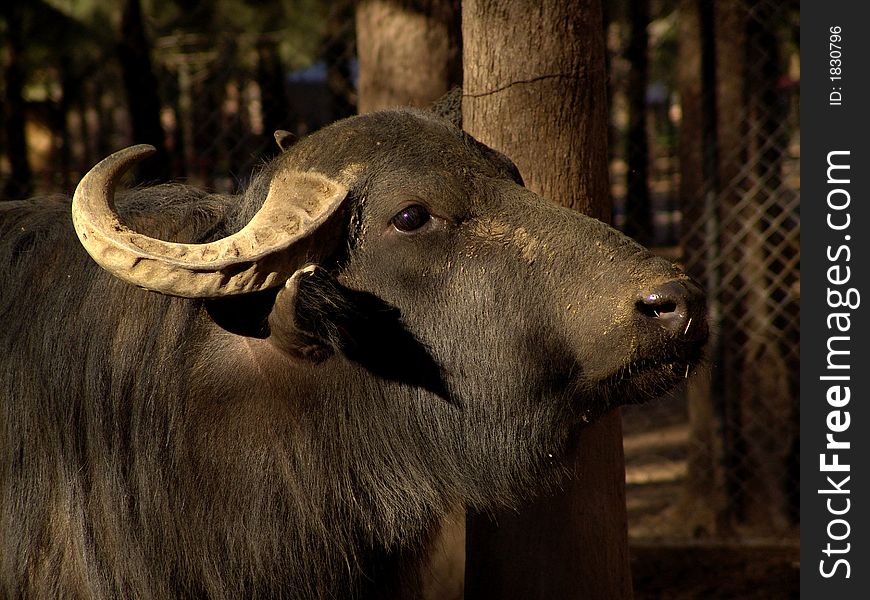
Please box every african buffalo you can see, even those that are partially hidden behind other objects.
[0,108,706,599]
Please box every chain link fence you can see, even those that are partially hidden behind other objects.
[610,0,800,546]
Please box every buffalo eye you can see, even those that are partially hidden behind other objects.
[391,204,431,232]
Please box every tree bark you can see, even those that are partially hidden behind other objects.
[675,0,731,538]
[257,39,291,135]
[356,0,462,114]
[623,0,652,245]
[190,41,231,190]
[118,0,170,183]
[1,0,33,199]
[673,0,799,537]
[354,5,464,597]
[715,0,795,535]
[462,1,632,598]
[322,0,357,120]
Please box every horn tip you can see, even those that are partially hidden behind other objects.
[129,143,158,157]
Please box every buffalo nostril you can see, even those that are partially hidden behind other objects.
[636,298,677,319]
[636,279,703,336]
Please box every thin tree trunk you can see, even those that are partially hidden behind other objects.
[356,0,462,113]
[623,0,652,244]
[257,39,291,135]
[322,0,357,120]
[676,0,730,538]
[191,42,231,190]
[56,57,76,194]
[118,0,170,183]
[724,0,794,535]
[706,0,798,535]
[462,1,632,598]
[354,6,464,596]
[1,1,33,199]
[712,0,749,536]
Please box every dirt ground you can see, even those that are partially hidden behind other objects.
[424,534,801,599]
[623,389,800,599]
[631,543,800,599]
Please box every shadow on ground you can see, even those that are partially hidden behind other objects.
[631,544,799,599]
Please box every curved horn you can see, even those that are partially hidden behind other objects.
[72,144,347,298]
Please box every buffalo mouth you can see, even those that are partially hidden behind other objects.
[592,343,708,408]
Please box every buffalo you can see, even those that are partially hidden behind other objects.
[0,108,706,599]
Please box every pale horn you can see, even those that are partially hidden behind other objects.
[72,144,347,298]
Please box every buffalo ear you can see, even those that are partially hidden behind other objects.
[428,87,462,128]
[274,129,296,152]
[267,265,334,362]
[203,265,332,361]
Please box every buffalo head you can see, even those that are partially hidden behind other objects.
[57,108,706,595]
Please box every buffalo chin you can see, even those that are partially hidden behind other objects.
[589,347,707,410]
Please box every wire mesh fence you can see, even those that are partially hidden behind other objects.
[611,0,800,544]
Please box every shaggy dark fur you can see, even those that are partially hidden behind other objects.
[0,110,706,599]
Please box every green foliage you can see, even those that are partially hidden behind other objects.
[4,0,344,100]
[142,0,336,70]
[3,1,114,100]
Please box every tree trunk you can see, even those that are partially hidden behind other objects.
[118,0,170,183]
[462,1,632,598]
[716,0,795,535]
[322,0,357,120]
[257,39,291,135]
[354,5,464,597]
[55,56,76,194]
[1,0,33,199]
[623,0,652,245]
[675,0,731,538]
[190,41,231,190]
[355,0,462,113]
[676,0,798,537]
